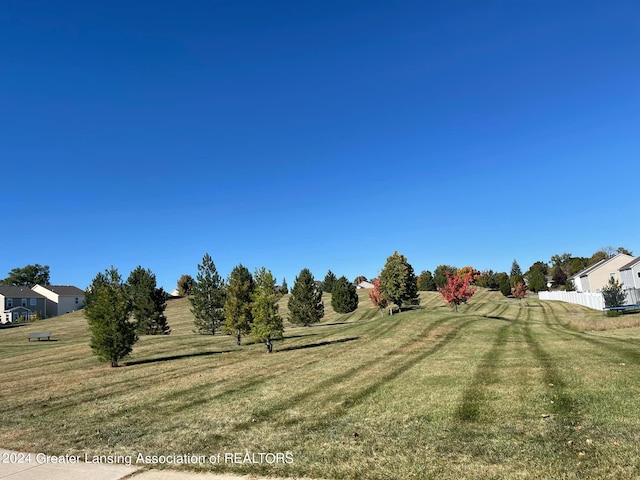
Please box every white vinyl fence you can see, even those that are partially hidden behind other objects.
[538,291,605,311]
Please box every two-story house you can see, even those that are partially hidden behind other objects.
[0,286,47,324]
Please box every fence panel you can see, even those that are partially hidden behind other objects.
[539,291,605,310]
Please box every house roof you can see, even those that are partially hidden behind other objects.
[571,259,606,279]
[0,286,46,298]
[620,257,640,271]
[38,285,85,296]
[571,254,636,278]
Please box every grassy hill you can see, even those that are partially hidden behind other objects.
[2,289,640,479]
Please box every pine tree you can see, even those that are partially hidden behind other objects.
[280,278,289,295]
[331,276,359,314]
[250,267,284,353]
[85,267,137,367]
[127,266,170,335]
[190,253,226,335]
[288,268,324,326]
[224,264,254,345]
[323,270,337,293]
[379,251,420,312]
[602,277,627,308]
[510,260,524,289]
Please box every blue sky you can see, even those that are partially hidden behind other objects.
[1,1,639,291]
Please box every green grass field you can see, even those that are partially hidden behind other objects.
[3,289,640,479]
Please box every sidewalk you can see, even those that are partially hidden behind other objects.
[0,449,311,480]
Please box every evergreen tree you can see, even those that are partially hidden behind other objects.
[497,272,511,297]
[526,261,548,293]
[602,277,627,308]
[224,264,254,345]
[85,267,137,367]
[177,274,195,296]
[280,278,289,295]
[417,270,436,291]
[190,253,226,335]
[127,266,170,335]
[323,270,337,293]
[331,276,359,314]
[379,251,420,312]
[288,268,324,326]
[510,260,524,289]
[250,267,284,353]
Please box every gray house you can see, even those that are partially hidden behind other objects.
[0,286,47,324]
[619,258,640,305]
[31,285,85,318]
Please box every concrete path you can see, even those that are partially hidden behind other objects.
[0,449,314,480]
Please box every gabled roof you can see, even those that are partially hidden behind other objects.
[620,257,640,271]
[38,285,85,296]
[571,259,606,279]
[0,286,45,298]
[571,254,635,278]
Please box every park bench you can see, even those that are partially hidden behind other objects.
[28,332,52,341]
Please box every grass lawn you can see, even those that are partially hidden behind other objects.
[2,289,640,479]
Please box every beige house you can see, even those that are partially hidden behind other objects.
[570,253,635,293]
[31,285,85,318]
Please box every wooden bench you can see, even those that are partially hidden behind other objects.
[28,332,52,341]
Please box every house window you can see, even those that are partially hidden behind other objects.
[21,298,27,307]
[30,298,37,306]
[6,298,12,308]
[75,297,79,304]
[637,272,640,279]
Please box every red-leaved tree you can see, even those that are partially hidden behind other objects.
[368,278,389,315]
[512,281,527,300]
[438,272,476,312]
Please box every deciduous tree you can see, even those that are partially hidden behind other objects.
[177,274,195,296]
[379,251,420,312]
[368,278,389,314]
[434,265,457,289]
[417,270,436,291]
[288,268,324,326]
[512,282,528,300]
[1,264,50,287]
[250,267,283,353]
[190,253,226,335]
[437,272,476,312]
[85,267,137,367]
[331,276,359,314]
[224,264,254,345]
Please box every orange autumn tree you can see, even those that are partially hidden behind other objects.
[368,278,389,315]
[456,266,480,284]
[438,272,476,312]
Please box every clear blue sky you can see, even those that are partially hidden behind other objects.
[2,1,638,291]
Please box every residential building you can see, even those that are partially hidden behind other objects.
[619,257,640,305]
[0,286,47,324]
[570,253,634,293]
[31,285,85,318]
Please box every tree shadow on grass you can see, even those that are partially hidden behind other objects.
[125,349,234,366]
[277,337,360,352]
[483,315,513,322]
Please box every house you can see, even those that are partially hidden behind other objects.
[356,281,374,289]
[619,257,640,305]
[0,286,47,324]
[31,285,85,318]
[570,253,635,293]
